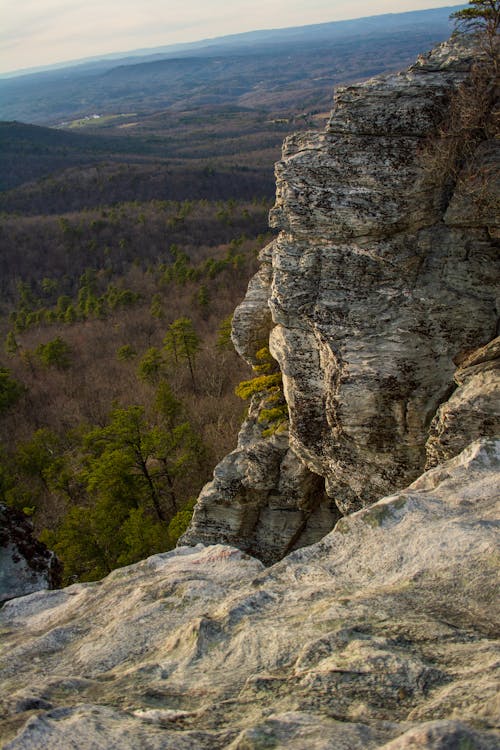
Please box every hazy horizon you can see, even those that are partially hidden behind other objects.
[2,1,461,76]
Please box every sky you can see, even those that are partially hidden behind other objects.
[1,0,461,75]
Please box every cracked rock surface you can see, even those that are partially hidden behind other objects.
[1,440,499,748]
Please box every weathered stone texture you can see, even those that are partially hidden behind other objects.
[231,241,275,366]
[1,440,499,748]
[426,337,500,468]
[182,397,339,564]
[184,39,499,557]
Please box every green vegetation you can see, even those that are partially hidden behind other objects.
[5,391,205,583]
[0,196,271,583]
[35,337,72,370]
[0,368,24,414]
[452,0,500,38]
[163,317,200,390]
[0,199,269,305]
[235,347,288,437]
[167,498,197,545]
[138,347,164,385]
[216,315,234,351]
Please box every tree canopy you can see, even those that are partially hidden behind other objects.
[452,1,500,38]
[0,368,24,414]
[163,317,200,390]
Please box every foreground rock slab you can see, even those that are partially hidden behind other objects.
[1,440,499,748]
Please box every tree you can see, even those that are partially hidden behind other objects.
[150,293,164,320]
[41,498,164,584]
[41,277,58,298]
[0,368,24,414]
[36,337,72,370]
[195,285,210,317]
[64,305,77,324]
[167,498,196,544]
[117,344,137,361]
[216,314,234,351]
[7,429,74,512]
[4,331,19,356]
[155,381,183,430]
[163,317,200,390]
[235,347,288,436]
[83,405,203,522]
[84,406,166,521]
[0,449,14,504]
[119,507,165,566]
[452,1,500,38]
[137,347,164,384]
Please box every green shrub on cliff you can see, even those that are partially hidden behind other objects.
[235,347,288,436]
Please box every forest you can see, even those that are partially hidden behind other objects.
[0,6,459,584]
[0,197,274,583]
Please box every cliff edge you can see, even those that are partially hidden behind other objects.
[182,38,499,562]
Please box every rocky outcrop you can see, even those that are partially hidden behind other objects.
[182,396,340,564]
[0,504,62,604]
[184,39,499,560]
[1,440,499,748]
[425,337,500,468]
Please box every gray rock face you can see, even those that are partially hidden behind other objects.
[182,397,340,564]
[0,504,62,604]
[185,39,499,557]
[1,440,499,748]
[426,337,500,468]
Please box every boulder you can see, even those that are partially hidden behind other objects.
[0,504,62,604]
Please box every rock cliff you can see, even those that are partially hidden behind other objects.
[183,38,499,560]
[0,504,62,604]
[1,38,499,750]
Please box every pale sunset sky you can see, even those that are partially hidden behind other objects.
[1,1,461,75]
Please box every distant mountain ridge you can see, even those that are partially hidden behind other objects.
[0,6,461,126]
[1,5,463,80]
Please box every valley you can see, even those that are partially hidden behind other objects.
[0,6,462,582]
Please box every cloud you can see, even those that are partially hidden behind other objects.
[1,0,216,70]
[1,0,461,74]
